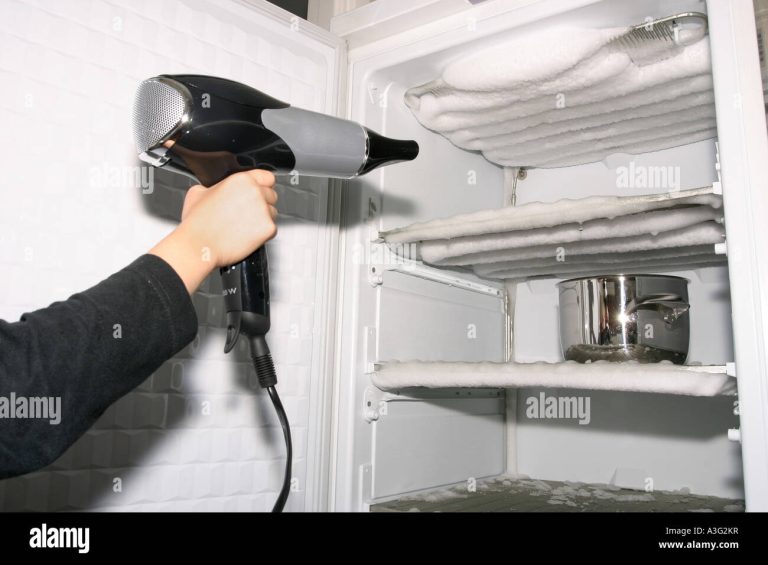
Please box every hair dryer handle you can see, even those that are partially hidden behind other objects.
[220,247,271,353]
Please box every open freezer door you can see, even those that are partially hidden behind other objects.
[0,0,345,513]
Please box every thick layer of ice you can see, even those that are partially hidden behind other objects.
[404,25,715,168]
[381,187,724,280]
[373,361,736,396]
[372,476,745,512]
[382,187,720,243]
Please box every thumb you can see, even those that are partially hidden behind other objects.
[181,185,208,220]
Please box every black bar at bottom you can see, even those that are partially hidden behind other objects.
[0,511,762,558]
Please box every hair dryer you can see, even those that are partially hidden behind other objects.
[131,74,418,512]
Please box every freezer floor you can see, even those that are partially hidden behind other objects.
[370,476,745,513]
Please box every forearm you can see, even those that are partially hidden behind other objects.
[0,255,198,477]
[149,225,216,295]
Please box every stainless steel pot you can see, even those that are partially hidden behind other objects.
[557,274,690,364]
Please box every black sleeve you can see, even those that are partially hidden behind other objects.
[0,254,198,478]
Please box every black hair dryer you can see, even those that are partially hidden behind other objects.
[132,74,418,358]
[131,74,418,511]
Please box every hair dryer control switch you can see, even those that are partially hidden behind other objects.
[220,247,271,353]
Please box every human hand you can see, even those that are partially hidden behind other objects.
[149,170,278,294]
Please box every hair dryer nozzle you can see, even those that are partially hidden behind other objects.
[359,128,419,175]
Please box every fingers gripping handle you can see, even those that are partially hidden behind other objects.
[220,246,271,353]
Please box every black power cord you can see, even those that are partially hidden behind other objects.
[250,336,292,513]
[267,386,292,512]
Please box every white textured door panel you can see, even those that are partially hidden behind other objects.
[0,0,343,511]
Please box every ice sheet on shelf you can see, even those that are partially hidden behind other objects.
[380,186,725,280]
[373,361,735,397]
[404,23,716,168]
[371,476,744,513]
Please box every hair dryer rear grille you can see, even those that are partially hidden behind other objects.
[132,79,188,153]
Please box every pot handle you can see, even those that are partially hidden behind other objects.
[625,293,690,324]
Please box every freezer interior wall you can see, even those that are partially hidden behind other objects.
[357,0,743,501]
[515,161,739,499]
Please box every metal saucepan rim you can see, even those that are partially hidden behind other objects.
[557,274,691,286]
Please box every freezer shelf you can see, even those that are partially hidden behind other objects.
[373,361,735,397]
[380,186,725,280]
[370,476,745,513]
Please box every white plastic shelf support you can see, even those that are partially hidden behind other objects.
[366,240,504,297]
